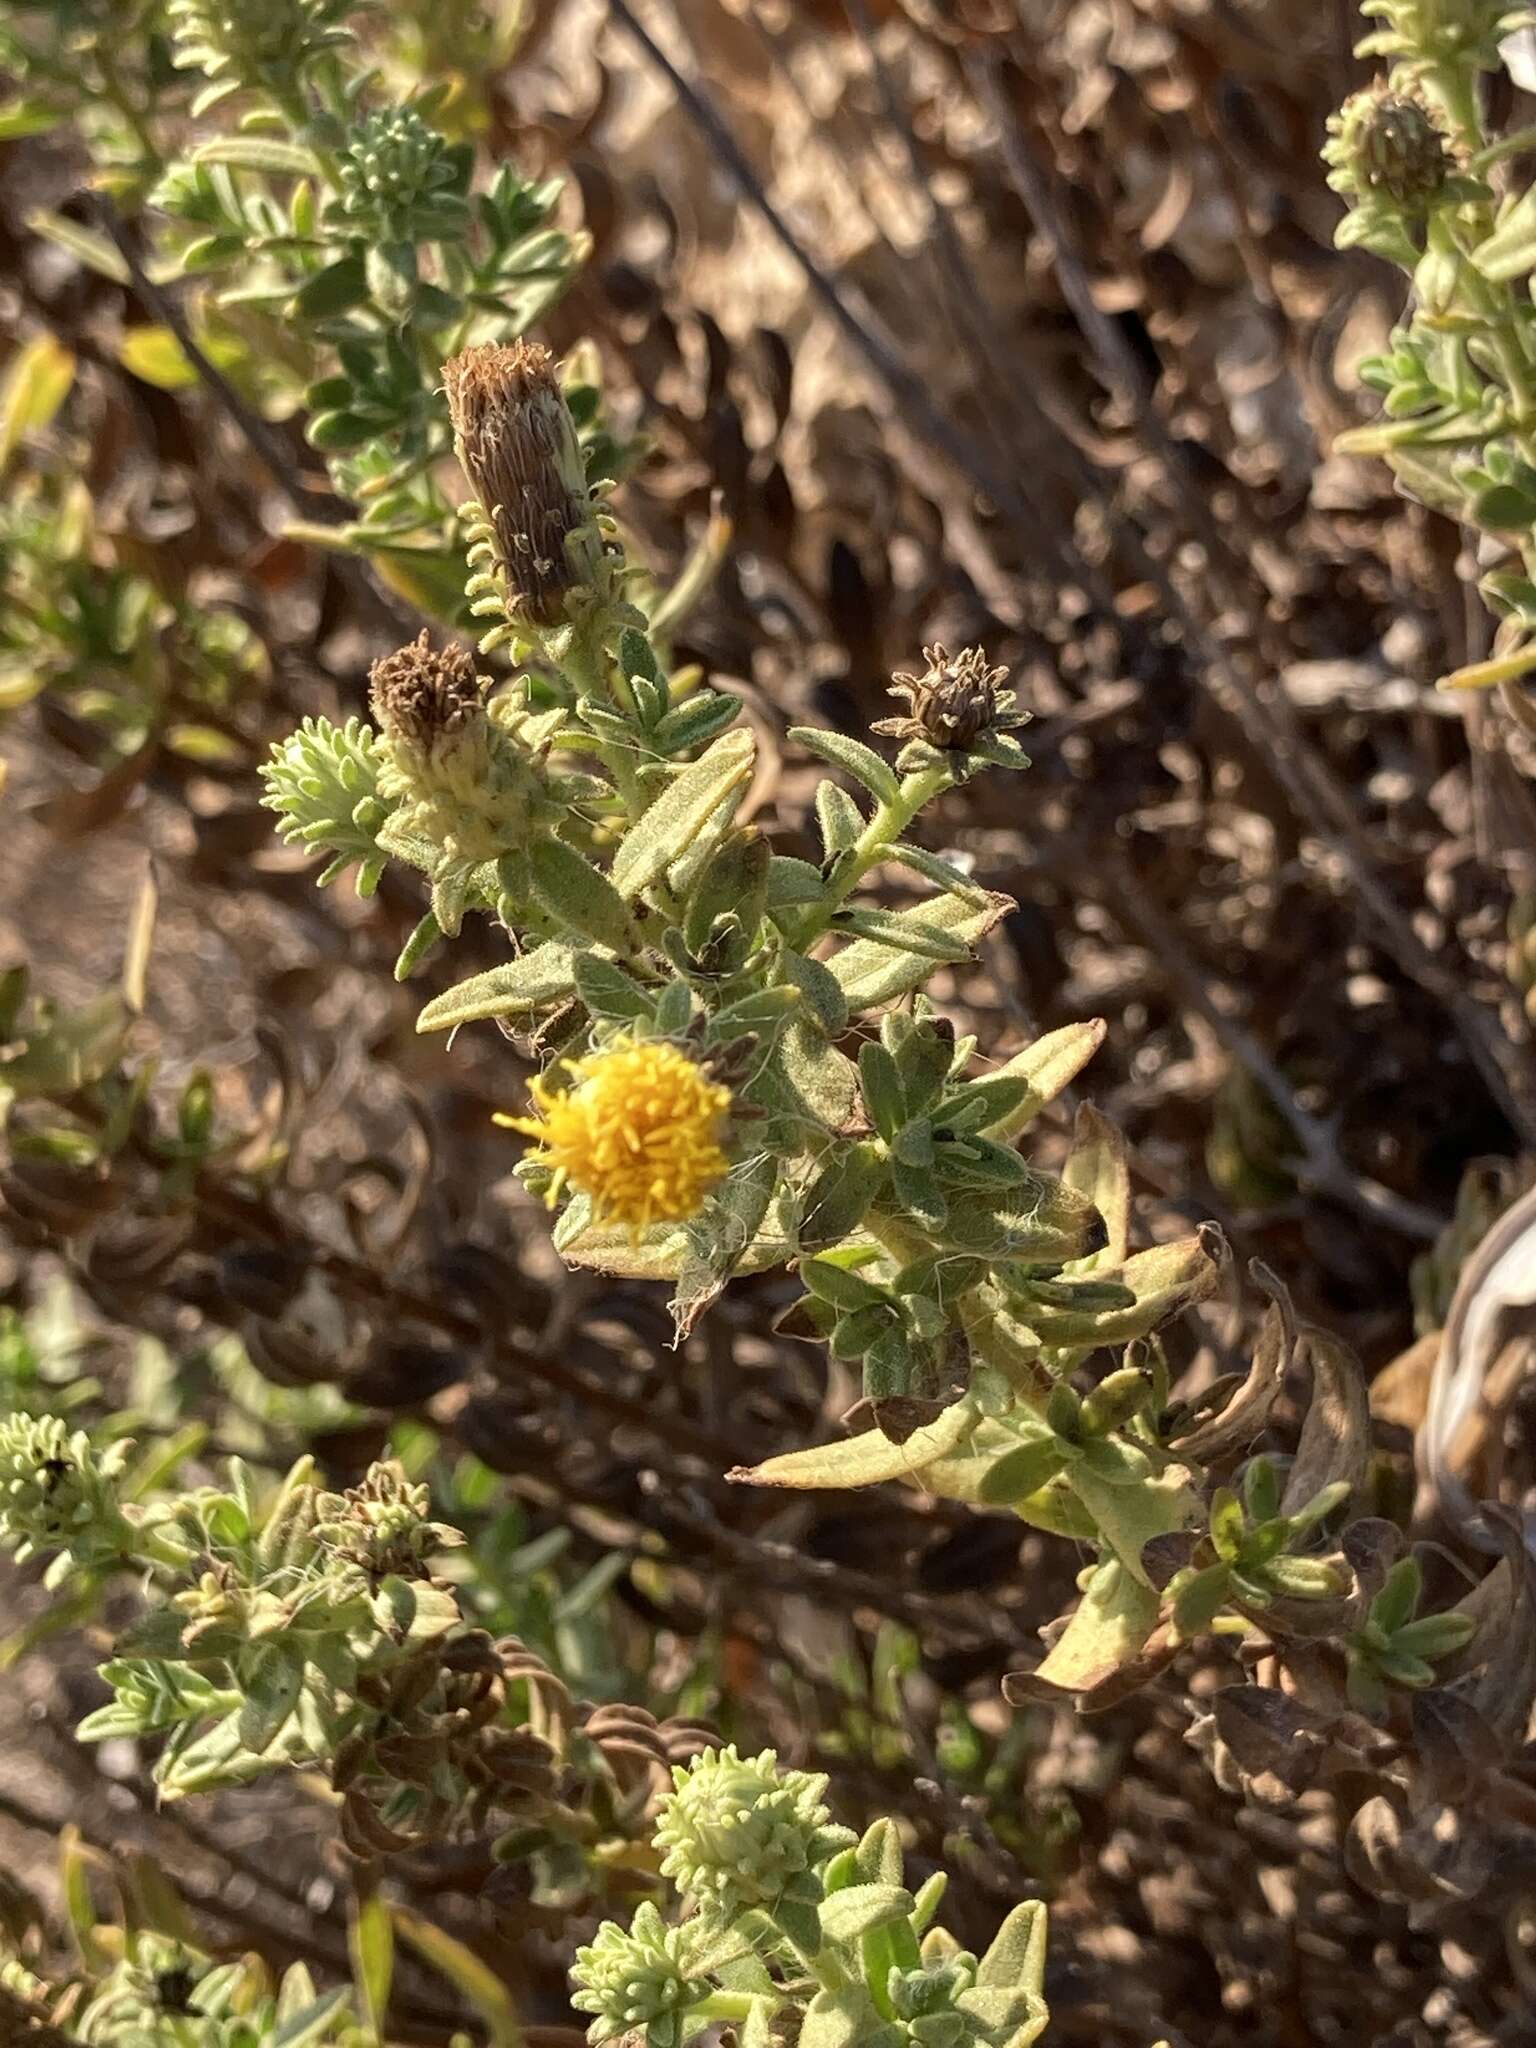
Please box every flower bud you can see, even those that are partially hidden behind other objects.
[1326,82,1459,210]
[441,341,592,624]
[653,1743,854,1923]
[571,1902,710,2048]
[0,1414,133,1568]
[314,1460,463,1579]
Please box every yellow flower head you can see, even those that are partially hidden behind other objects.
[502,1035,732,1235]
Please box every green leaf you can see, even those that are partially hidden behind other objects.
[936,1076,1033,1134]
[648,690,742,755]
[1015,1231,1222,1346]
[393,911,442,982]
[769,1891,826,1957]
[293,255,370,319]
[25,209,131,284]
[832,906,973,962]
[654,979,694,1034]
[158,1709,286,1797]
[0,332,75,473]
[977,1436,1069,1505]
[891,1154,947,1232]
[611,730,755,899]
[858,1041,907,1141]
[307,407,375,451]
[803,1256,889,1312]
[854,1818,905,1888]
[796,1139,888,1250]
[351,1893,394,2045]
[982,1019,1108,1139]
[828,892,1013,1011]
[1032,1558,1160,1692]
[818,1884,915,1943]
[768,856,829,908]
[236,1646,303,1755]
[789,726,901,805]
[976,1900,1048,1996]
[117,325,200,391]
[753,1017,858,1133]
[416,941,576,1031]
[1468,481,1536,530]
[708,985,801,1038]
[832,1302,897,1360]
[59,1826,109,1972]
[1066,1462,1199,1587]
[729,1400,976,1489]
[1171,1563,1232,1639]
[817,780,865,857]
[882,840,990,904]
[683,829,769,955]
[574,954,653,1020]
[939,1173,1105,1263]
[1371,1555,1422,1636]
[798,1989,886,2048]
[273,1991,353,2048]
[1374,1647,1437,1687]
[0,99,60,140]
[780,949,850,1034]
[193,135,322,176]
[528,838,638,949]
[1472,184,1536,282]
[1209,1488,1246,1564]
[671,1151,779,1339]
[1391,1610,1476,1658]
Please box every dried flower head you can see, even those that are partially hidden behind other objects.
[499,1035,733,1235]
[368,632,485,763]
[441,341,591,624]
[873,644,1028,752]
[1325,81,1461,209]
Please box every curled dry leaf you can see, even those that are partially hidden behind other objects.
[1278,1325,1371,1519]
[1464,1504,1536,1745]
[1419,1181,1536,1553]
[1169,1261,1294,1464]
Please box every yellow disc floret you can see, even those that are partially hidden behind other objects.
[502,1035,732,1235]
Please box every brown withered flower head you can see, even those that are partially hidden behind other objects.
[369,632,485,762]
[441,340,591,624]
[873,644,1028,752]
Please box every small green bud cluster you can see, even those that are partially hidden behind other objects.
[653,1743,855,1928]
[312,1462,464,1579]
[1346,1554,1477,1715]
[572,1775,1051,2048]
[335,106,469,245]
[1167,1458,1351,1642]
[261,716,392,896]
[0,1414,132,1570]
[570,1905,712,2048]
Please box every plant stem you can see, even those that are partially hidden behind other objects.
[793,763,953,948]
[691,1993,760,2024]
